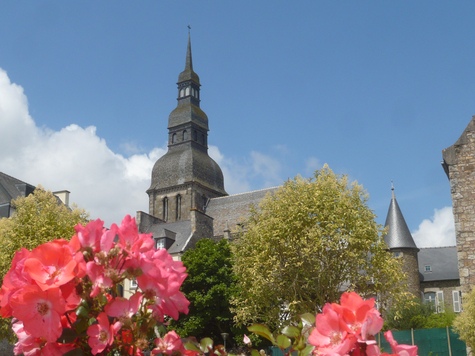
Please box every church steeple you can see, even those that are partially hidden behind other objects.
[148,34,227,223]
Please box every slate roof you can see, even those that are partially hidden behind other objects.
[140,220,192,255]
[206,187,278,236]
[383,190,418,250]
[0,172,35,217]
[419,246,459,282]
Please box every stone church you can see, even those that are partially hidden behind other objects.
[134,36,462,313]
[135,35,275,259]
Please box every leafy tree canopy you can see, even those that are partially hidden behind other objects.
[168,238,241,346]
[231,165,405,330]
[453,288,475,348]
[0,186,89,340]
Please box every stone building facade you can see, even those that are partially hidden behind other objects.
[442,116,475,295]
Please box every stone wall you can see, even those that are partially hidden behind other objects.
[421,279,461,311]
[442,116,475,294]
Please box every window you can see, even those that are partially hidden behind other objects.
[394,252,402,258]
[179,89,184,97]
[176,195,181,221]
[155,238,166,250]
[425,265,432,272]
[172,133,177,144]
[162,197,168,221]
[453,290,461,313]
[436,291,444,313]
[425,292,436,306]
[183,130,187,140]
[130,279,138,289]
[185,87,190,96]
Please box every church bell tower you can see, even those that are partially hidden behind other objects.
[147,34,227,223]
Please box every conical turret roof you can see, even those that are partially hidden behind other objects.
[383,187,418,250]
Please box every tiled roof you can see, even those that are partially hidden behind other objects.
[419,246,459,281]
[142,220,192,255]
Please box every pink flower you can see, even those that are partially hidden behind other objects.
[308,304,356,355]
[23,240,77,291]
[384,331,418,356]
[117,215,154,255]
[243,334,251,344]
[105,292,143,320]
[40,342,77,356]
[87,312,121,355]
[10,285,66,342]
[332,292,377,335]
[86,262,113,298]
[151,330,184,355]
[12,320,43,356]
[0,248,32,318]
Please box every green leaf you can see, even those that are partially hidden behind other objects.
[281,325,300,339]
[184,342,202,353]
[248,324,275,342]
[75,306,89,318]
[299,313,316,326]
[298,345,315,356]
[276,334,291,349]
[57,328,78,343]
[251,349,261,356]
[200,337,214,353]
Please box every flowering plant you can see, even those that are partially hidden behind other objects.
[242,292,418,356]
[0,215,190,356]
[0,214,417,356]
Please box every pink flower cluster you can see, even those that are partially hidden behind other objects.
[0,215,190,356]
[309,292,418,356]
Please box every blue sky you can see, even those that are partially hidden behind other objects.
[1,1,473,247]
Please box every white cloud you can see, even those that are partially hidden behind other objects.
[250,151,282,187]
[0,67,166,227]
[412,206,455,247]
[305,157,321,176]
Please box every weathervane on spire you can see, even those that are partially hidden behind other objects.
[391,180,394,191]
[188,25,191,34]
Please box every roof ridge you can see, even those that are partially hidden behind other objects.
[210,186,279,200]
[0,171,29,184]
[419,246,456,250]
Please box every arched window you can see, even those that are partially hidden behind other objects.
[185,87,190,96]
[162,197,168,221]
[176,195,181,221]
[183,130,187,140]
[172,133,177,144]
[179,89,184,97]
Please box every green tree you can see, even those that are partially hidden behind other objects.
[0,186,89,341]
[453,288,475,349]
[384,297,434,331]
[169,238,240,345]
[231,165,405,330]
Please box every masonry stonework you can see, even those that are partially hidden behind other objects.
[442,116,475,294]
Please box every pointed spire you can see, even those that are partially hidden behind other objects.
[178,31,200,84]
[383,184,418,250]
[185,32,193,72]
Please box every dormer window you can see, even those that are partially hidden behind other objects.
[155,238,166,250]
